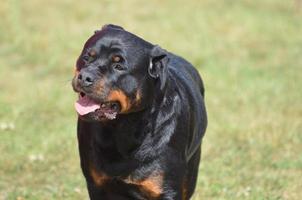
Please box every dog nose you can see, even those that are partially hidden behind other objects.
[78,71,95,87]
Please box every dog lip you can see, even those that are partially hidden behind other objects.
[93,101,121,120]
[97,101,121,113]
[75,91,121,119]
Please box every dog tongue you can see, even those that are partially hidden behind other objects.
[75,95,100,116]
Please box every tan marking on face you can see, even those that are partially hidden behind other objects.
[88,49,97,57]
[90,166,110,187]
[124,173,163,199]
[107,90,131,113]
[94,78,106,95]
[112,55,122,63]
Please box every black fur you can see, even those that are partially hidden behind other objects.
[72,24,207,200]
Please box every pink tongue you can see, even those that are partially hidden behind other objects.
[75,95,100,116]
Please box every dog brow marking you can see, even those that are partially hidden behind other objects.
[125,173,163,199]
[107,90,130,113]
[90,166,110,187]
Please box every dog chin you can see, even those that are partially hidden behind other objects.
[78,112,118,122]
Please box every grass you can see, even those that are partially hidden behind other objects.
[0,0,301,199]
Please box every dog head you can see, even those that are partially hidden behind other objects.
[72,24,169,121]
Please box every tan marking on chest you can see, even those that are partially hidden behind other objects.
[134,89,142,106]
[90,167,110,187]
[124,173,163,199]
[182,178,188,200]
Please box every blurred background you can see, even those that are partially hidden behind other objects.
[0,0,301,199]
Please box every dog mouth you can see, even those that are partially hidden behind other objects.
[75,92,121,120]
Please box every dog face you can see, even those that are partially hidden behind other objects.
[72,25,168,121]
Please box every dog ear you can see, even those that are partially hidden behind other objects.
[102,24,124,30]
[148,45,169,90]
[95,24,124,34]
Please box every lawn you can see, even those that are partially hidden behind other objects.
[0,0,301,199]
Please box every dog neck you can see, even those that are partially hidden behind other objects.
[78,77,179,177]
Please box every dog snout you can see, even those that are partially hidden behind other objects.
[77,70,95,87]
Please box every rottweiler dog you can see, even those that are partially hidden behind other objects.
[72,24,207,200]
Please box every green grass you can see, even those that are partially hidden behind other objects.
[0,0,301,199]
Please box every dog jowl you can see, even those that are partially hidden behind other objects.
[72,24,207,200]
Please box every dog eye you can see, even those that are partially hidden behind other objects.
[83,55,95,63]
[82,50,97,63]
[113,64,124,71]
[112,55,123,63]
[82,55,89,62]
